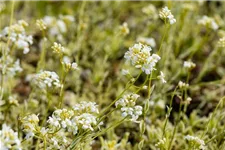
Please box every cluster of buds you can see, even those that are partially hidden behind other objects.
[159,6,176,24]
[36,19,47,31]
[51,42,65,56]
[62,56,79,72]
[178,81,189,89]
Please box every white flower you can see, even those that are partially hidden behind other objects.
[71,62,79,70]
[159,6,176,24]
[121,69,130,76]
[116,93,142,122]
[119,22,129,35]
[0,124,22,150]
[0,56,23,78]
[73,101,99,114]
[74,113,97,131]
[125,43,160,74]
[157,71,166,83]
[21,114,39,139]
[0,20,33,54]
[198,15,218,30]
[57,20,67,33]
[32,70,61,90]
[184,61,196,69]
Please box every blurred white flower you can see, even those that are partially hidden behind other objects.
[159,6,176,24]
[198,15,218,30]
[157,71,166,83]
[0,124,22,150]
[184,61,196,69]
[137,37,156,47]
[32,70,61,90]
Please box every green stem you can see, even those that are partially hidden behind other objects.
[162,86,178,138]
[37,31,47,71]
[58,70,67,108]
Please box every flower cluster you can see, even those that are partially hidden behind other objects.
[62,56,79,72]
[0,124,22,150]
[184,61,196,69]
[178,81,189,89]
[184,135,206,150]
[48,108,78,134]
[198,15,218,30]
[115,93,142,122]
[21,114,39,139]
[20,102,99,149]
[42,15,75,42]
[48,101,99,134]
[0,55,23,78]
[51,42,65,55]
[159,6,176,24]
[47,130,70,150]
[32,70,61,90]
[218,37,225,48]
[0,20,33,54]
[124,43,160,74]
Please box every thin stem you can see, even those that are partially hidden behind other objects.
[200,96,225,139]
[168,90,184,150]
[162,86,178,138]
[99,71,142,117]
[58,70,67,108]
[37,31,47,71]
[158,23,169,56]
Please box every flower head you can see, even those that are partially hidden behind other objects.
[32,71,61,90]
[124,43,160,74]
[198,16,218,30]
[159,6,176,24]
